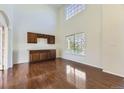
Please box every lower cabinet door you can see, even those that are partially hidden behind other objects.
[30,52,40,62]
[40,52,48,61]
[50,50,56,59]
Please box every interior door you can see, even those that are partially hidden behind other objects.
[0,26,3,70]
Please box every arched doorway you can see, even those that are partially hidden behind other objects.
[0,10,9,70]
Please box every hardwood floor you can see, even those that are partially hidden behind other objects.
[0,58,124,89]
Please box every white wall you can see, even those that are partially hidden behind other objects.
[102,5,124,77]
[13,5,58,64]
[58,4,124,77]
[58,5,102,68]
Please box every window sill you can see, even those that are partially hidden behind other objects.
[65,52,85,57]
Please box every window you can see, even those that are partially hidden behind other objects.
[66,32,86,56]
[65,4,86,20]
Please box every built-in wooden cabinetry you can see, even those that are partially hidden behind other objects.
[27,32,55,44]
[28,32,56,62]
[29,50,56,62]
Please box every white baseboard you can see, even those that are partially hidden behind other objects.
[14,60,29,65]
[60,56,101,69]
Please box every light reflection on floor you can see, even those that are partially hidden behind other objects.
[66,65,86,88]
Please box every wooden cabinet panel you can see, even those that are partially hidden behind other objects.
[30,52,40,62]
[40,52,48,61]
[27,32,37,43]
[47,51,51,60]
[29,50,56,62]
[29,38,37,43]
[47,36,55,44]
[27,32,55,44]
[37,34,44,38]
[50,50,56,59]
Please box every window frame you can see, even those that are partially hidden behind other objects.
[65,32,86,56]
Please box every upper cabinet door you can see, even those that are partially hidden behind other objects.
[48,36,55,44]
[27,32,37,43]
